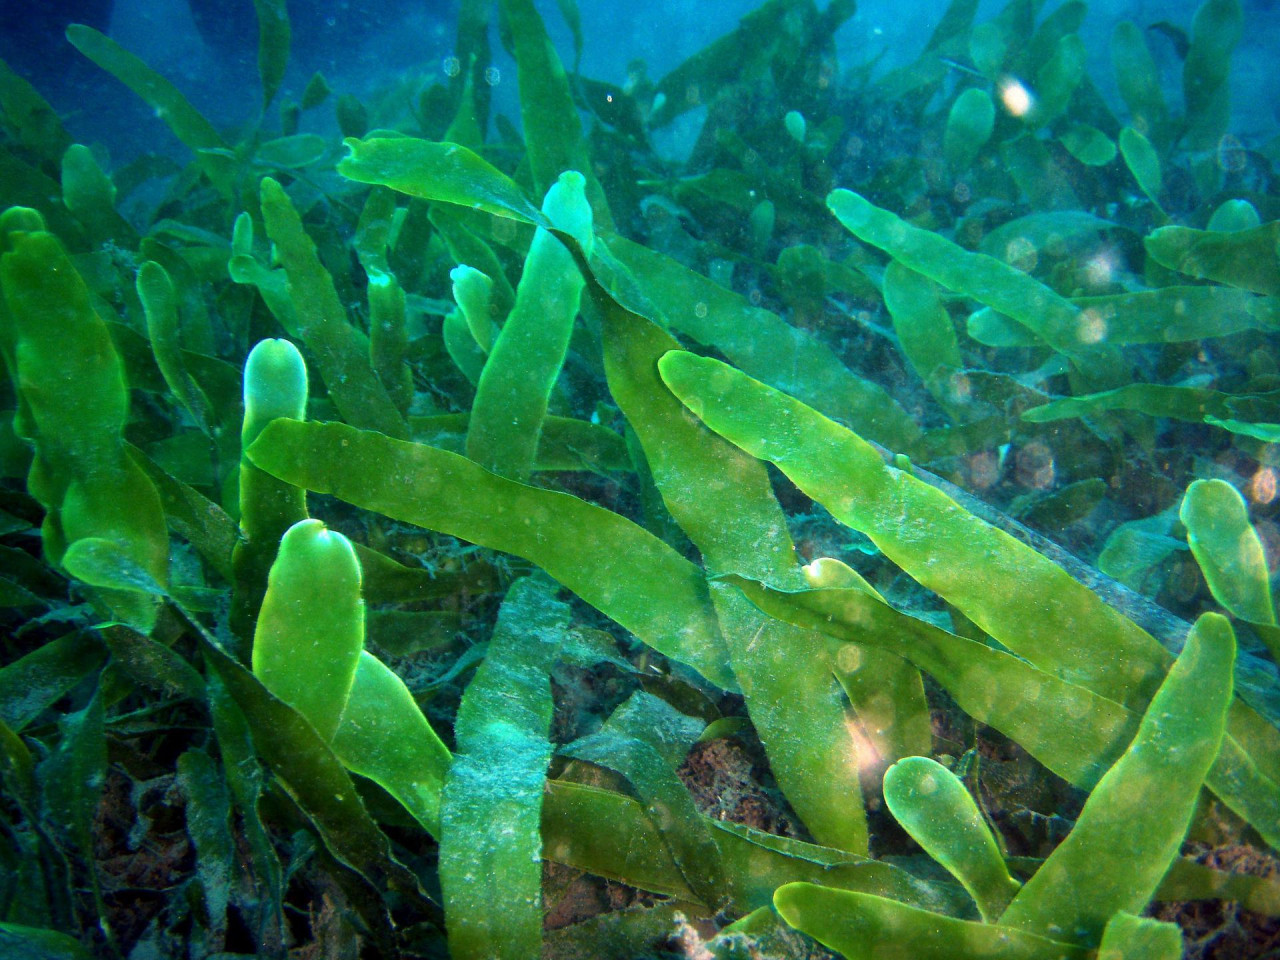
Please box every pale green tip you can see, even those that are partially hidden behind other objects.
[243,338,308,447]
[252,518,364,742]
[542,170,594,257]
[785,110,807,144]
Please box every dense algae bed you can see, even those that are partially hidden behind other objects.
[3,0,1280,957]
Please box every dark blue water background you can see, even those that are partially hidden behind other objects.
[2,0,1277,168]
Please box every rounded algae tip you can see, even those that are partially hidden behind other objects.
[827,188,872,228]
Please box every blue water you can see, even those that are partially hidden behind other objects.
[3,1,1278,165]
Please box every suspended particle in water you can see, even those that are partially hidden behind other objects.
[1084,249,1117,288]
[998,77,1033,118]
[484,66,501,86]
[1249,466,1277,506]
[442,56,461,78]
[1076,307,1108,344]
[1004,236,1038,273]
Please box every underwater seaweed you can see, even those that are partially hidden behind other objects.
[2,0,1280,957]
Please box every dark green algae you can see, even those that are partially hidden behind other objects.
[2,0,1280,957]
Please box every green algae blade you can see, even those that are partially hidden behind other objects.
[1075,286,1277,344]
[1119,126,1163,210]
[1001,133,1081,211]
[0,922,95,960]
[365,271,412,417]
[450,265,497,354]
[176,748,235,947]
[331,651,452,838]
[198,628,432,918]
[498,0,612,229]
[883,757,1021,922]
[970,22,1009,79]
[1157,856,1280,915]
[246,418,734,688]
[719,575,1137,791]
[229,212,298,334]
[974,287,1279,348]
[802,557,933,783]
[658,353,1280,849]
[1207,417,1280,442]
[1022,383,1275,426]
[1111,22,1167,146]
[606,234,921,451]
[64,25,232,192]
[0,57,72,166]
[943,88,995,170]
[1097,913,1182,960]
[466,171,588,481]
[978,211,1117,264]
[442,308,487,385]
[1208,724,1280,852]
[1029,32,1086,128]
[1181,479,1276,629]
[441,577,564,960]
[999,614,1234,947]
[233,338,309,644]
[61,144,135,247]
[648,0,825,128]
[773,885,1089,960]
[37,688,108,940]
[1,226,167,630]
[926,0,980,56]
[259,177,408,439]
[541,780,963,917]
[0,631,105,733]
[600,299,871,853]
[255,133,326,169]
[228,252,300,337]
[1183,0,1242,153]
[1058,124,1116,167]
[337,135,920,451]
[252,520,363,743]
[1144,220,1280,296]
[60,536,165,596]
[137,260,212,435]
[828,189,1111,370]
[251,0,290,110]
[542,781,697,903]
[238,337,307,519]
[0,149,86,247]
[430,205,518,318]
[413,412,629,472]
[560,691,726,909]
[100,625,204,702]
[883,260,962,416]
[1026,0,1085,76]
[1207,198,1262,232]
[1096,507,1181,594]
[659,351,1168,709]
[339,137,545,226]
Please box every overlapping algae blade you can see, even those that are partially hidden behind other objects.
[2,0,1280,957]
